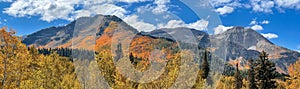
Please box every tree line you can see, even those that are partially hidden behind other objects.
[1,27,300,88]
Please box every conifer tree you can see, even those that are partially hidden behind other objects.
[115,42,123,61]
[129,52,134,64]
[254,51,277,89]
[234,64,242,89]
[201,50,210,79]
[248,59,257,89]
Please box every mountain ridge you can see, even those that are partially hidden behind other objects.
[22,15,300,73]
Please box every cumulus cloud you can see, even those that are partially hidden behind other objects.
[211,0,300,13]
[210,0,242,7]
[158,19,209,31]
[2,0,149,22]
[118,0,151,3]
[0,0,13,2]
[3,0,80,22]
[248,19,270,31]
[249,20,257,25]
[214,25,233,34]
[251,25,263,30]
[251,0,275,13]
[215,6,234,15]
[123,15,156,32]
[210,0,232,6]
[261,20,270,24]
[74,3,127,19]
[152,0,170,14]
[275,0,300,9]
[249,19,270,25]
[261,33,279,39]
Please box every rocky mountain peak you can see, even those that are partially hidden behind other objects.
[213,26,272,49]
[22,15,137,48]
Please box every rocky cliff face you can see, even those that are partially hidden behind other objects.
[210,27,300,72]
[22,15,300,73]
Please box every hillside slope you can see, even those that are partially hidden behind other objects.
[22,15,300,73]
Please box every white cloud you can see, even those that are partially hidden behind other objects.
[123,15,156,32]
[152,0,170,14]
[275,0,300,9]
[2,0,149,22]
[0,0,13,2]
[249,20,257,25]
[158,20,183,28]
[214,25,233,34]
[261,33,279,39]
[251,0,275,13]
[296,45,300,52]
[261,20,270,24]
[251,25,263,30]
[158,19,209,31]
[74,3,127,19]
[119,0,151,3]
[211,0,300,13]
[210,0,242,7]
[211,0,232,5]
[136,4,153,13]
[249,19,270,25]
[3,0,80,22]
[215,6,234,15]
[187,20,209,30]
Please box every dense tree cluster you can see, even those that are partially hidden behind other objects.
[218,51,281,89]
[37,48,96,60]
[0,28,81,88]
[0,27,299,88]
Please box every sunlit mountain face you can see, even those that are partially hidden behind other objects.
[1,0,300,89]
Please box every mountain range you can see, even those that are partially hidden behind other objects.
[22,15,300,73]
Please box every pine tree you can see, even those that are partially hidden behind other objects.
[129,52,134,64]
[222,63,235,76]
[234,64,242,89]
[248,59,257,89]
[201,50,210,79]
[115,42,123,61]
[254,51,277,89]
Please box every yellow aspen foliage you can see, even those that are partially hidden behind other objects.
[285,59,300,89]
[0,27,31,88]
[0,27,81,89]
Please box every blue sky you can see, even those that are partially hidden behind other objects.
[0,0,299,51]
